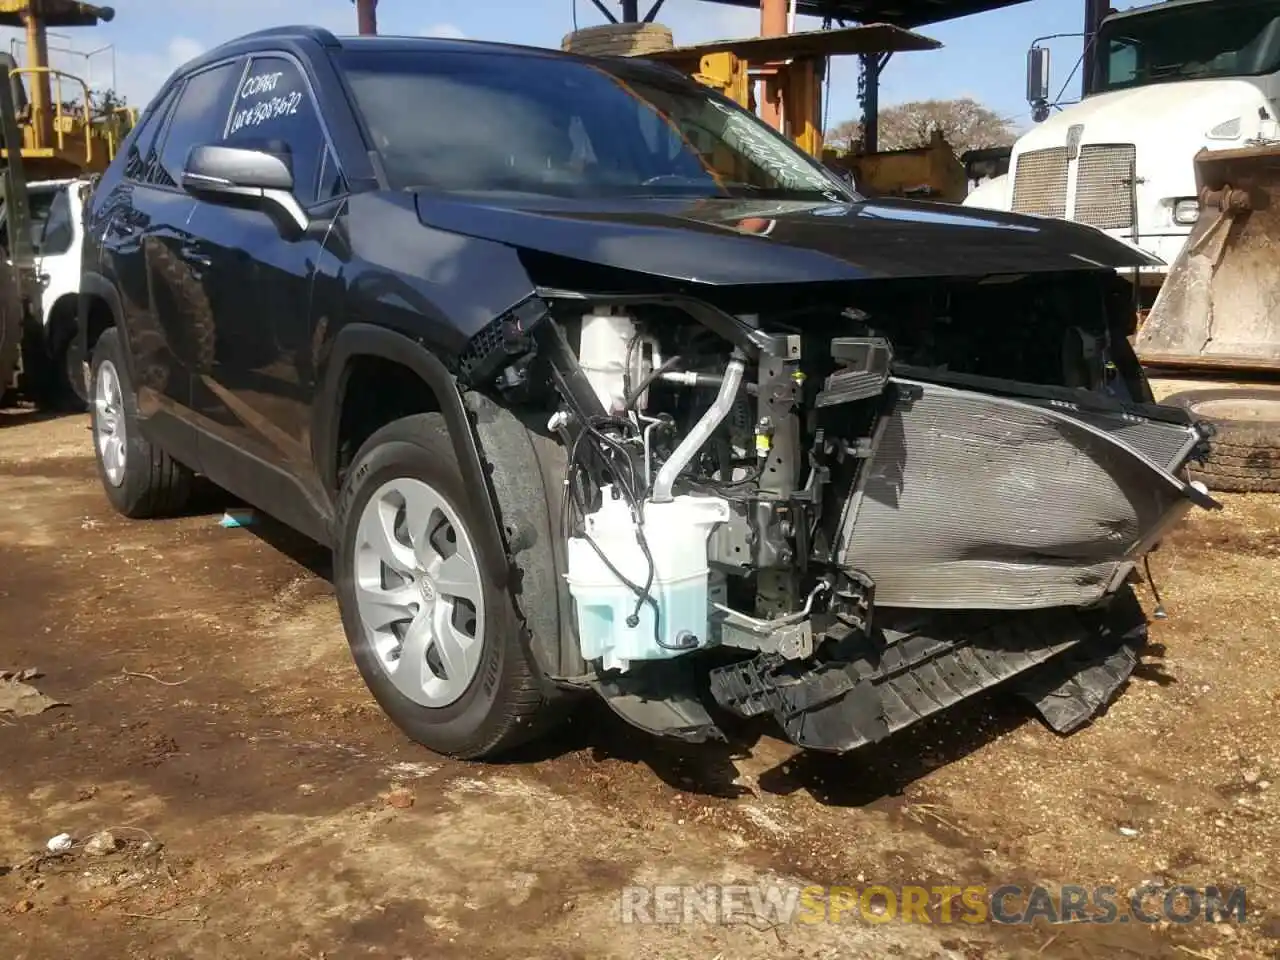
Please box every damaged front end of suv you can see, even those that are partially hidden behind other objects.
[441,197,1218,754]
[334,43,1218,755]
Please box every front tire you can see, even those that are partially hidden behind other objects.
[334,412,554,759]
[90,327,194,517]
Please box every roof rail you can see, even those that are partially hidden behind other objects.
[229,24,341,48]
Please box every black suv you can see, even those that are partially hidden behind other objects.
[80,26,1215,760]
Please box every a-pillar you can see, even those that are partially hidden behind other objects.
[1081,0,1110,96]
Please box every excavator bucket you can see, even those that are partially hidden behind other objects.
[1136,144,1280,374]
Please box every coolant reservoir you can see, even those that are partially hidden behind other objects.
[578,308,653,412]
[565,486,730,673]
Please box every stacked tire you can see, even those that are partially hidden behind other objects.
[1162,386,1280,493]
[560,22,674,57]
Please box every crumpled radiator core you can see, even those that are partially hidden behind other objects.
[836,378,1203,610]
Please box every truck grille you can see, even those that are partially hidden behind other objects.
[1073,144,1136,230]
[1011,147,1068,219]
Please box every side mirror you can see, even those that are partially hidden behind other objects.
[1026,46,1051,107]
[181,144,309,233]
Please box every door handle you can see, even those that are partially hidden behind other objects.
[180,246,212,269]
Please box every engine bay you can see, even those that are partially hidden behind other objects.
[452,267,1217,750]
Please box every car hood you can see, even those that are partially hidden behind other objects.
[412,193,1159,286]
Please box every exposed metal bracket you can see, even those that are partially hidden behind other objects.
[643,0,666,22]
[590,0,617,24]
[711,581,828,660]
[718,618,813,660]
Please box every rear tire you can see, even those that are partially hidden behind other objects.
[1162,386,1280,493]
[334,412,556,759]
[90,327,194,517]
[26,331,87,412]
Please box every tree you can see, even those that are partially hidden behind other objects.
[59,88,127,119]
[827,98,1017,155]
[88,88,128,117]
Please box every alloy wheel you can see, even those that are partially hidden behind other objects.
[94,359,127,487]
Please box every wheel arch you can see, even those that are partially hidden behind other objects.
[78,272,129,376]
[316,324,509,587]
[44,292,79,354]
[317,323,582,683]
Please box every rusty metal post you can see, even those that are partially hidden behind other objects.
[355,0,378,36]
[759,0,787,131]
[22,1,52,150]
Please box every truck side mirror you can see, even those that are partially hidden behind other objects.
[1026,46,1051,107]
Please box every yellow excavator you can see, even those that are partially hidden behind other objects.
[1135,144,1280,494]
[0,0,132,179]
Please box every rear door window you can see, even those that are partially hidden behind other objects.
[154,60,244,188]
[0,187,58,252]
[36,188,74,255]
[123,85,178,183]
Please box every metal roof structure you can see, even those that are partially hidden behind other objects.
[678,0,1035,28]
[0,1,114,28]
[643,22,941,62]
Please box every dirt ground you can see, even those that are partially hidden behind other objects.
[2,404,1278,960]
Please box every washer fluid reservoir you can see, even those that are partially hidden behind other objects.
[565,486,730,673]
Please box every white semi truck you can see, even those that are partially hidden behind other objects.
[964,0,1280,306]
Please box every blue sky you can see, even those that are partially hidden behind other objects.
[2,0,1149,132]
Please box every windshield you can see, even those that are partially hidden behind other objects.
[1092,0,1280,93]
[340,49,854,201]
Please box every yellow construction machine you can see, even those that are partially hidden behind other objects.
[0,0,133,180]
[563,21,970,204]
[1135,144,1280,493]
[0,1,127,406]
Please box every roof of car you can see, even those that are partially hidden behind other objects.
[334,34,566,58]
[170,25,678,91]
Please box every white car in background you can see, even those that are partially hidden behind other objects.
[0,176,94,407]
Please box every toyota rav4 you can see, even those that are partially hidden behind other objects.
[79,25,1217,759]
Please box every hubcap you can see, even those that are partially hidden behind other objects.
[353,478,486,708]
[94,360,127,487]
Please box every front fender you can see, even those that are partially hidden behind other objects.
[314,323,510,587]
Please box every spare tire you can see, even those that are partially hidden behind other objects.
[561,22,674,57]
[1161,386,1280,493]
